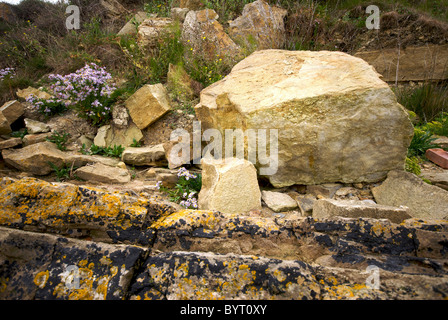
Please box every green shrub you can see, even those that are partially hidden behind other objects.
[82,143,125,158]
[147,22,184,84]
[408,127,440,157]
[48,161,78,182]
[394,82,448,123]
[421,112,448,137]
[405,156,422,176]
[46,131,71,151]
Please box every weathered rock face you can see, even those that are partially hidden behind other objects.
[195,50,414,187]
[0,177,177,245]
[0,226,146,300]
[125,84,171,130]
[372,170,448,220]
[354,44,448,82]
[229,0,287,50]
[182,9,242,64]
[0,177,448,300]
[198,157,261,214]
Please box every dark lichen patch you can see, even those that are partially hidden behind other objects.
[129,251,321,300]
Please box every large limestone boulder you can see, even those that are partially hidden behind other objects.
[372,170,448,220]
[198,157,261,214]
[124,84,171,130]
[195,50,414,187]
[229,0,287,50]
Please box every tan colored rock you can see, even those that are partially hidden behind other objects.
[22,133,53,147]
[229,0,287,50]
[137,17,175,50]
[75,163,131,184]
[261,190,298,212]
[121,144,167,167]
[1,141,121,176]
[171,7,189,22]
[198,157,261,214]
[195,50,414,187]
[182,9,242,64]
[2,141,66,175]
[420,170,448,191]
[167,63,198,101]
[354,44,448,82]
[16,87,52,101]
[0,112,11,135]
[100,0,129,19]
[118,11,148,36]
[24,118,50,134]
[125,84,171,130]
[372,170,448,220]
[0,100,24,124]
[0,138,21,150]
[93,122,143,148]
[313,199,411,224]
[173,0,204,10]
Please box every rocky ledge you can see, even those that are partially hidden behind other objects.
[0,177,447,300]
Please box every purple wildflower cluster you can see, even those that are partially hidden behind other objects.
[177,167,197,180]
[26,94,68,117]
[179,191,198,209]
[47,63,116,126]
[0,68,15,82]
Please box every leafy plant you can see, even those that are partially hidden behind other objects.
[130,138,142,147]
[147,22,184,84]
[46,131,70,151]
[104,144,125,158]
[408,127,440,157]
[421,112,448,137]
[405,156,422,176]
[82,143,125,158]
[156,167,202,209]
[10,128,28,139]
[48,161,78,182]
